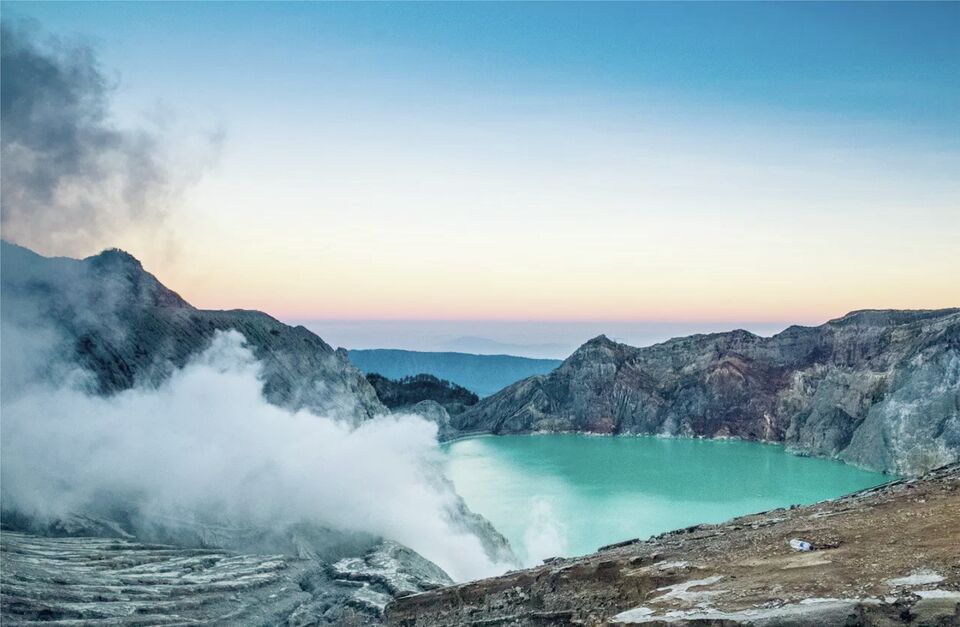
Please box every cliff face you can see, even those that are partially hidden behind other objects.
[0,241,385,422]
[452,310,960,476]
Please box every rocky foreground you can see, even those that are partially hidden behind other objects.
[387,464,960,626]
[0,531,452,625]
[453,309,960,476]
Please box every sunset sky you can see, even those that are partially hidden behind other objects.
[3,2,958,341]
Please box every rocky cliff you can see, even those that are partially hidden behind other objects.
[0,240,385,422]
[452,309,960,476]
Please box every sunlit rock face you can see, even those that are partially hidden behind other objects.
[453,309,960,476]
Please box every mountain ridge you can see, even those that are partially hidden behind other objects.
[451,307,960,476]
[1,240,386,421]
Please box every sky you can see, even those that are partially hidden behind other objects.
[2,2,958,353]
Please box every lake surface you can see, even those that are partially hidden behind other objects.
[444,434,891,565]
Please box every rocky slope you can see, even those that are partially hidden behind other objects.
[386,463,960,626]
[452,309,960,476]
[0,240,385,422]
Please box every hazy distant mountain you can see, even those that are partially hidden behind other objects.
[453,309,960,476]
[435,336,571,359]
[348,349,562,397]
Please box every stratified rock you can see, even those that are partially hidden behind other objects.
[452,310,960,475]
[0,530,455,626]
[331,540,453,612]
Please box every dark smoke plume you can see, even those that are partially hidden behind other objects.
[0,20,217,256]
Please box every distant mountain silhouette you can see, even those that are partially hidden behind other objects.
[348,349,562,397]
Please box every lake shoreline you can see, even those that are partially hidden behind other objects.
[440,429,900,477]
[443,432,891,564]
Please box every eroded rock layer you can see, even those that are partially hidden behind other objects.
[0,532,452,626]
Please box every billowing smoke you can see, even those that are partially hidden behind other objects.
[0,20,219,257]
[0,329,508,581]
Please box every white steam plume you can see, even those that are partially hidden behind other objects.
[0,330,507,581]
[522,498,568,565]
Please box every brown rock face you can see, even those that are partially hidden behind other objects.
[452,310,960,475]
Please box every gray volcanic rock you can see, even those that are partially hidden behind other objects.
[0,531,449,626]
[0,240,385,422]
[452,309,960,476]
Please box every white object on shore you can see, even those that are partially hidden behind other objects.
[789,538,812,551]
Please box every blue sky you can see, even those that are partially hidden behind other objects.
[9,2,958,129]
[3,2,958,340]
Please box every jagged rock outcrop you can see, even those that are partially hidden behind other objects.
[386,464,960,626]
[452,309,960,476]
[0,240,385,422]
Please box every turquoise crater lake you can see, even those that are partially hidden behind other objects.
[444,434,891,566]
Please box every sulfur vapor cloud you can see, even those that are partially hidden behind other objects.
[0,329,508,582]
[0,20,220,257]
